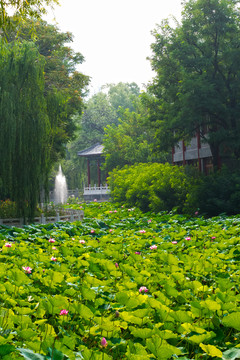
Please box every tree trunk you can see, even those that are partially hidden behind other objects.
[210,143,221,171]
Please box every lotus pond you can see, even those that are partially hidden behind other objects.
[1,202,240,359]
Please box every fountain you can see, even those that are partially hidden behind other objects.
[54,165,68,204]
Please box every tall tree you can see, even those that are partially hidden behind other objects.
[103,82,140,114]
[0,41,50,219]
[8,20,90,165]
[103,98,169,172]
[63,82,141,188]
[148,0,240,168]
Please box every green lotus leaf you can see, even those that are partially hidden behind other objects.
[200,299,221,312]
[17,328,37,340]
[222,347,240,360]
[164,284,179,298]
[120,311,146,326]
[125,298,140,310]
[146,336,182,359]
[9,269,31,287]
[81,286,96,301]
[0,344,15,356]
[199,343,222,358]
[127,340,151,358]
[15,307,33,315]
[170,310,193,323]
[116,291,129,305]
[77,304,94,320]
[188,331,216,344]
[222,312,240,331]
[17,348,46,360]
[130,327,153,339]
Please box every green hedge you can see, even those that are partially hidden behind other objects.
[108,163,198,213]
[108,163,240,217]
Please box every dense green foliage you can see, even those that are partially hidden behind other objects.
[103,82,140,116]
[108,163,240,217]
[1,202,240,359]
[188,168,240,217]
[0,0,58,38]
[63,83,141,189]
[8,19,90,165]
[147,0,240,168]
[0,21,89,216]
[103,98,169,173]
[108,163,198,213]
[0,41,50,220]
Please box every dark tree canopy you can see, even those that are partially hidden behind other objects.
[148,0,240,168]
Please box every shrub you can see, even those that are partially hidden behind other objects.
[108,163,198,213]
[0,199,18,218]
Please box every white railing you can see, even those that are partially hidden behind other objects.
[83,184,110,195]
[0,209,84,227]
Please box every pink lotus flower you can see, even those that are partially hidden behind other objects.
[90,229,95,233]
[185,237,191,241]
[135,251,141,255]
[172,241,178,244]
[52,246,57,250]
[51,256,57,261]
[114,210,117,213]
[115,263,119,268]
[109,229,114,233]
[150,245,157,250]
[139,230,146,234]
[79,240,85,244]
[139,286,148,293]
[211,236,216,240]
[48,238,55,243]
[22,266,32,274]
[101,337,107,347]
[148,219,152,223]
[59,309,68,315]
[94,199,97,202]
[195,211,199,215]
[5,243,12,247]
[109,211,113,213]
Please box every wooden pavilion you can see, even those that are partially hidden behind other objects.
[77,143,110,201]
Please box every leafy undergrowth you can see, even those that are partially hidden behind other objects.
[0,202,240,359]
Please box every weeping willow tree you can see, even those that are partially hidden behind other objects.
[0,41,50,219]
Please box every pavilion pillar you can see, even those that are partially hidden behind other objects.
[197,131,202,172]
[97,158,101,187]
[87,158,91,187]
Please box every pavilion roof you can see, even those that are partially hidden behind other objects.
[77,143,104,157]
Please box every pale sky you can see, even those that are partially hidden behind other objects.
[45,0,183,94]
